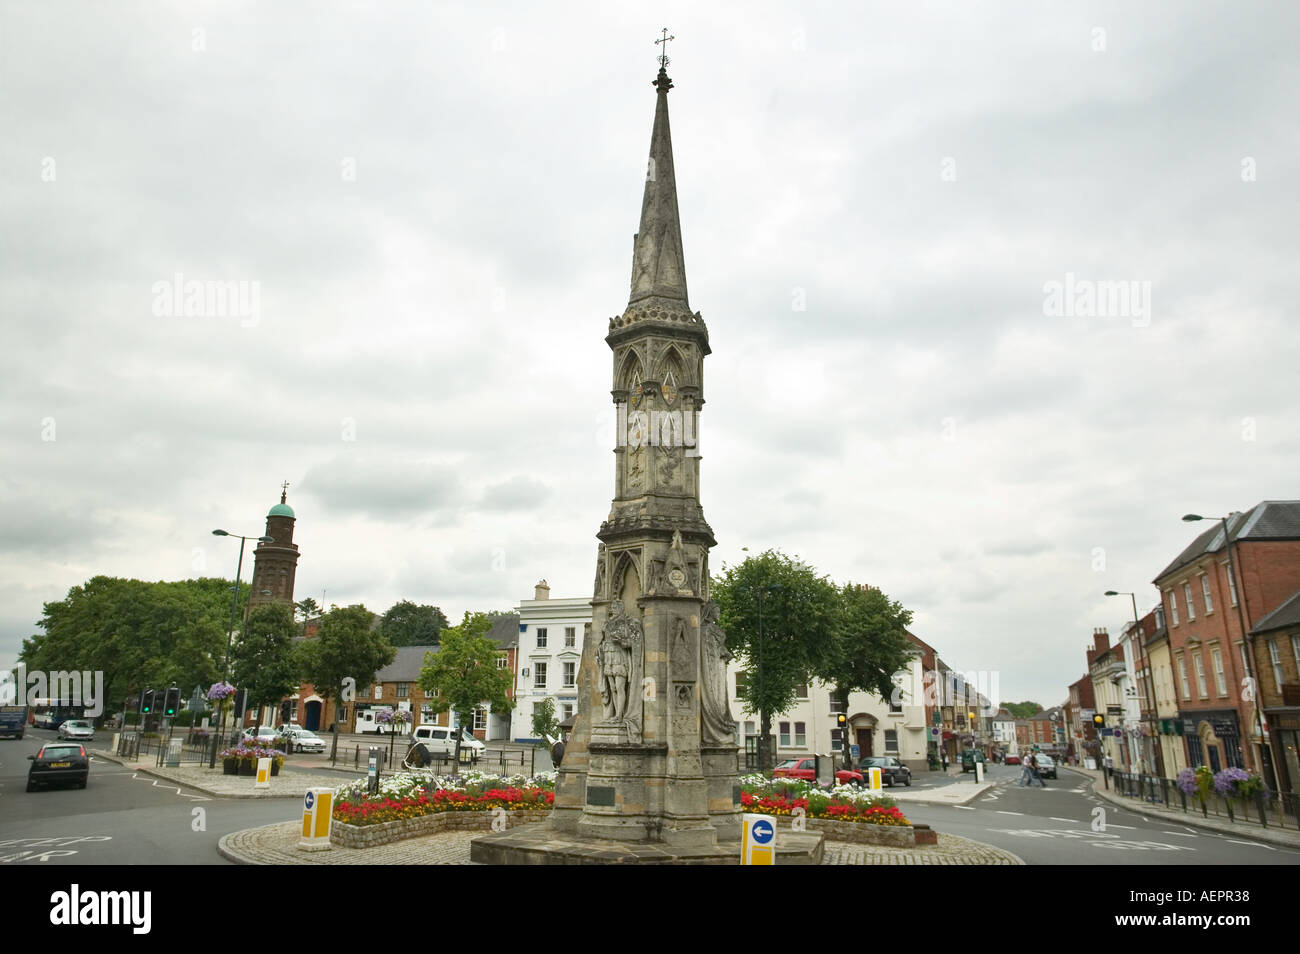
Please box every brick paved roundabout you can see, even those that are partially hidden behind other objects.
[219,822,1024,865]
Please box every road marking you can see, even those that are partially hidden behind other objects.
[1105,824,1137,830]
[995,811,1023,816]
[1160,831,1197,837]
[130,773,210,801]
[952,805,976,810]
[1050,817,1075,823]
[1226,840,1275,850]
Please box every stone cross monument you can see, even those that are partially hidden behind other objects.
[549,49,741,847]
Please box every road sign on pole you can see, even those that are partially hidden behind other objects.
[742,814,777,866]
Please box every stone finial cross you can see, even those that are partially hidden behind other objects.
[655,28,674,69]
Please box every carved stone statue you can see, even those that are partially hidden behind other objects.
[597,600,642,725]
[700,600,735,745]
[593,544,607,599]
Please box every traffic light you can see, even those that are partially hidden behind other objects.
[1092,713,1104,735]
[835,713,847,728]
[163,687,180,718]
[141,689,155,715]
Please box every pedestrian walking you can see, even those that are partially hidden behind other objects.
[1029,752,1047,787]
[1018,754,1033,786]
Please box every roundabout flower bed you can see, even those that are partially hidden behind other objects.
[739,774,917,847]
[329,771,556,846]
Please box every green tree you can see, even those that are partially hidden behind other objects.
[230,603,300,719]
[21,575,236,722]
[530,696,559,744]
[297,603,394,761]
[1005,701,1043,719]
[294,597,321,635]
[417,611,515,768]
[378,600,449,646]
[712,550,839,772]
[816,582,914,770]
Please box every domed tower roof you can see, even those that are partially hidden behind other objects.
[268,484,295,518]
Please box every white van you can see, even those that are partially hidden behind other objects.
[410,724,485,762]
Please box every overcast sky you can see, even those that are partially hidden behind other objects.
[2,2,1297,708]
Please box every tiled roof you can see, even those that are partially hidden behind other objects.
[1155,501,1300,582]
[485,613,520,648]
[375,645,439,682]
[1250,589,1300,636]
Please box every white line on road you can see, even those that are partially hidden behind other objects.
[1160,831,1198,837]
[995,811,1023,816]
[1226,840,1275,850]
[1106,824,1137,830]
[1051,817,1075,823]
[952,805,976,810]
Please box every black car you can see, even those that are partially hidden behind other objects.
[27,742,89,791]
[859,755,912,787]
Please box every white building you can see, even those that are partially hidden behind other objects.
[991,709,1018,755]
[512,581,591,742]
[726,640,932,771]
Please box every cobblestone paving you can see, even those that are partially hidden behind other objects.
[219,822,1023,865]
[822,832,1023,865]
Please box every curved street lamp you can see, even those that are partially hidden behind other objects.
[207,529,273,767]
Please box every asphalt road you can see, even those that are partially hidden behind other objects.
[1,728,302,865]
[900,763,1300,865]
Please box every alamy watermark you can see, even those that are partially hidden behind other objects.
[0,665,105,717]
[1043,272,1151,327]
[152,273,261,328]
[615,402,701,457]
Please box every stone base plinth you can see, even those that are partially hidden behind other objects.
[470,822,824,865]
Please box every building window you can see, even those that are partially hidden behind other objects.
[562,703,573,721]
[1194,653,1208,697]
[828,693,845,713]
[536,628,548,648]
[831,728,843,751]
[794,722,806,747]
[884,729,898,752]
[795,683,808,699]
[373,685,382,700]
[889,693,903,714]
[1168,590,1179,626]
[1269,640,1284,691]
[744,720,756,737]
[565,626,576,647]
[1177,655,1189,699]
[534,663,547,689]
[1200,575,1213,614]
[1292,634,1300,675]
[562,661,576,688]
[496,654,507,669]
[473,707,487,731]
[1184,582,1196,621]
[1224,563,1238,606]
[779,721,791,747]
[735,671,749,698]
[397,682,409,699]
[1211,648,1226,696]
[420,705,433,724]
[337,705,347,724]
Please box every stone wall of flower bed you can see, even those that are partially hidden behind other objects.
[803,817,916,847]
[331,809,550,849]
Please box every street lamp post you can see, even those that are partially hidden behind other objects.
[1105,590,1165,779]
[208,529,273,768]
[1182,514,1271,784]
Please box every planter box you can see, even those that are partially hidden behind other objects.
[801,817,917,848]
[331,809,550,849]
[223,759,238,776]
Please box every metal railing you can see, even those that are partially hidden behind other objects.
[1105,768,1300,830]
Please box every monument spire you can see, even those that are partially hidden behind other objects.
[629,31,688,310]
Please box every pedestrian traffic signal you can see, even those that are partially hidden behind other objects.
[141,689,155,714]
[163,687,180,717]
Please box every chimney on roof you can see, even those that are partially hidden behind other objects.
[534,580,550,601]
[1093,627,1109,653]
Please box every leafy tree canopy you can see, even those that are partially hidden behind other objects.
[818,582,914,703]
[231,602,300,710]
[1004,701,1043,719]
[417,611,514,761]
[378,600,449,646]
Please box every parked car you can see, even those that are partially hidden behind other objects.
[859,755,912,787]
[960,749,986,773]
[240,726,279,746]
[57,719,94,742]
[773,757,864,787]
[1033,753,1057,779]
[409,724,485,762]
[1004,753,1021,765]
[27,742,89,791]
[277,726,327,753]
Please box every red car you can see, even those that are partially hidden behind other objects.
[773,757,864,787]
[1005,753,1021,765]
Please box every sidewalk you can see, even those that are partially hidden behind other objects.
[91,747,350,799]
[1071,767,1300,851]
